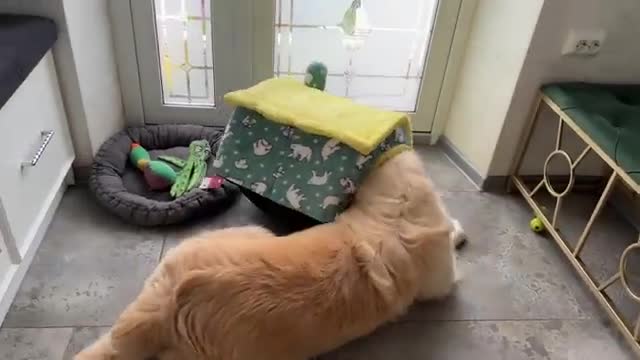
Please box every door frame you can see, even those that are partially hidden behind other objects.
[130,0,239,125]
[428,0,478,144]
[111,0,258,126]
[109,0,476,138]
[110,1,145,126]
[412,0,465,133]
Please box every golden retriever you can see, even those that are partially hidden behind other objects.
[76,150,463,360]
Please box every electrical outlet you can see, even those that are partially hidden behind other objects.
[562,29,606,56]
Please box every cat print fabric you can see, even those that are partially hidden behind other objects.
[214,107,409,222]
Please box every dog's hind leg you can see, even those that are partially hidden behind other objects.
[76,268,172,359]
[416,232,458,301]
[73,332,118,360]
[111,268,175,359]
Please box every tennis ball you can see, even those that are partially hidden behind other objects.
[529,217,545,233]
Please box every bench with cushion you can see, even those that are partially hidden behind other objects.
[543,83,640,186]
[510,82,640,354]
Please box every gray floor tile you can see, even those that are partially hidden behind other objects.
[3,188,164,328]
[0,147,635,358]
[408,191,597,321]
[62,327,109,360]
[0,327,73,360]
[415,145,477,192]
[320,319,635,360]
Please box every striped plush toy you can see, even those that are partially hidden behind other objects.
[129,143,177,191]
[129,140,211,197]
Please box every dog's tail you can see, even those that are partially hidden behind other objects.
[108,278,173,359]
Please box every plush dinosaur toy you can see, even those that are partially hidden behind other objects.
[167,140,211,198]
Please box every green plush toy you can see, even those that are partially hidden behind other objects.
[168,140,211,198]
[130,143,177,190]
[129,140,211,197]
[304,61,328,91]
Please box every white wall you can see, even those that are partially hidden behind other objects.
[0,0,124,166]
[442,0,544,178]
[63,0,125,160]
[489,0,640,176]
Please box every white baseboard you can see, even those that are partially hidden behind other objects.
[438,135,484,189]
[0,164,71,326]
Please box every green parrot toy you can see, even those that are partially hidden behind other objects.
[338,0,362,36]
[164,140,211,198]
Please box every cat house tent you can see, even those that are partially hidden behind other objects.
[213,77,412,223]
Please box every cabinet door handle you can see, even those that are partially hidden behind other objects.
[21,130,55,169]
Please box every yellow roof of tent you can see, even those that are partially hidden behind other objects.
[224,77,412,155]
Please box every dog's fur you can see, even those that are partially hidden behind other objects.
[76,150,460,360]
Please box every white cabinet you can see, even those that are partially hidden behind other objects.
[0,228,17,296]
[0,52,75,253]
[0,220,19,320]
[0,51,75,324]
[0,241,14,281]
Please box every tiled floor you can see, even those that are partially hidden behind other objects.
[0,146,637,359]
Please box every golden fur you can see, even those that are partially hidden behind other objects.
[76,150,458,360]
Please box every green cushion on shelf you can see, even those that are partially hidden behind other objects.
[543,83,640,184]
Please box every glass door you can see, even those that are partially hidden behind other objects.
[131,0,253,125]
[125,0,461,131]
[267,0,461,132]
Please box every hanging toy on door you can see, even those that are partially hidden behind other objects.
[338,0,372,51]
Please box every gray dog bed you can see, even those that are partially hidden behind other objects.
[89,125,239,226]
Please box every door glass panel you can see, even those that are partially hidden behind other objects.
[153,0,215,106]
[274,0,438,112]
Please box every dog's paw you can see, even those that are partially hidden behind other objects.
[454,264,463,284]
[451,219,467,249]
